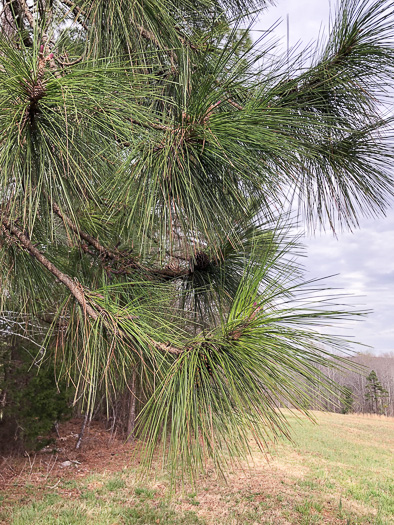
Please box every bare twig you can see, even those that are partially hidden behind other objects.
[43,453,58,481]
[19,0,34,28]
[60,0,88,30]
[48,479,61,489]
[227,98,243,111]
[55,55,84,67]
[130,117,172,132]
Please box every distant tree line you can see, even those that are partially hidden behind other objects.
[304,353,394,416]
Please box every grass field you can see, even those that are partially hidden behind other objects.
[1,411,393,524]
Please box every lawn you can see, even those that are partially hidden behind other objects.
[1,411,393,524]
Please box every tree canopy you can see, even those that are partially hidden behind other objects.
[1,0,394,475]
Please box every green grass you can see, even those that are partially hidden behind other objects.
[273,411,394,523]
[104,476,126,492]
[7,491,203,525]
[1,411,393,524]
[134,486,155,499]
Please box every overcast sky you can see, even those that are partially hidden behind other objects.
[255,0,394,355]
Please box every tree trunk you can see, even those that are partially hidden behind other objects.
[75,412,89,450]
[126,370,137,443]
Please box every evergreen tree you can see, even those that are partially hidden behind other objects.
[0,0,394,474]
[341,386,354,414]
[1,346,72,452]
[365,370,389,414]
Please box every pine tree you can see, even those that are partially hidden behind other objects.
[365,370,389,414]
[1,0,394,474]
[341,386,354,414]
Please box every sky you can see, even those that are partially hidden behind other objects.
[254,0,394,355]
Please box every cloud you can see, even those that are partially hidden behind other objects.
[301,210,394,354]
[255,2,394,355]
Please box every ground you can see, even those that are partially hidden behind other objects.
[1,411,393,524]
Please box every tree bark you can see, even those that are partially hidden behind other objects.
[126,369,137,443]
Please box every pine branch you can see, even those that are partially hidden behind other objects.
[51,202,193,279]
[51,202,118,259]
[1,217,184,355]
[59,0,179,64]
[1,217,99,320]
